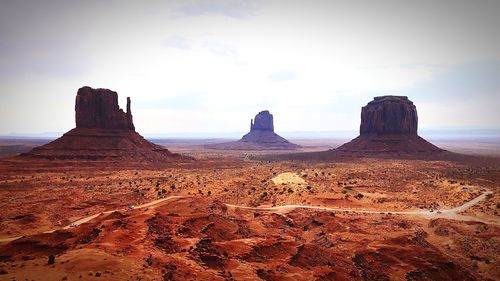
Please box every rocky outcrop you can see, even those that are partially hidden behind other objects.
[360,96,417,135]
[336,95,443,154]
[208,110,299,150]
[21,87,190,162]
[75,86,134,130]
[249,110,274,132]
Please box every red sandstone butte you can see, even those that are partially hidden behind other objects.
[21,86,190,162]
[337,96,443,154]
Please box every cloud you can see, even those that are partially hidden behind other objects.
[202,41,239,58]
[404,61,500,101]
[1,1,500,134]
[162,35,192,50]
[402,61,500,128]
[267,70,297,82]
[0,1,90,77]
[135,91,208,110]
[176,0,258,18]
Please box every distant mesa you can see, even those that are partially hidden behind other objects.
[249,110,275,132]
[266,95,445,161]
[336,95,444,154]
[21,86,190,162]
[208,110,299,150]
[241,110,297,146]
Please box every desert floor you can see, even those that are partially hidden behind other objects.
[0,139,499,281]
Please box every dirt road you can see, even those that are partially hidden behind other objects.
[0,192,495,243]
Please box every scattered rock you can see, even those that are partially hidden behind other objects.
[48,254,55,265]
[354,193,364,200]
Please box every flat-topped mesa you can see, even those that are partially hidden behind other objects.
[250,110,274,132]
[360,95,417,135]
[75,86,135,130]
[334,95,444,155]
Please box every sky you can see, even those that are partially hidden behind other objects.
[1,0,499,137]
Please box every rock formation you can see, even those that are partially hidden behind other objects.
[240,111,283,143]
[249,110,274,131]
[360,96,417,135]
[336,96,443,154]
[75,87,135,130]
[21,86,190,162]
[208,110,299,150]
[264,95,447,161]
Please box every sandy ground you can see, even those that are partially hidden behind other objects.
[0,139,499,280]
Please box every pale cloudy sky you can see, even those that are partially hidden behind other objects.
[1,0,499,136]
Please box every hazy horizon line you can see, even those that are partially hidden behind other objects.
[2,127,500,140]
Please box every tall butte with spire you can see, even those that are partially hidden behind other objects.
[22,86,189,162]
[75,87,135,130]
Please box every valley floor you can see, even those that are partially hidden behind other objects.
[0,146,499,280]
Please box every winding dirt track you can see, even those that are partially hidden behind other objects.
[226,192,496,224]
[0,192,496,243]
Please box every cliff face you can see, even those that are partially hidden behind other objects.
[75,86,135,130]
[360,96,417,135]
[250,110,274,132]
